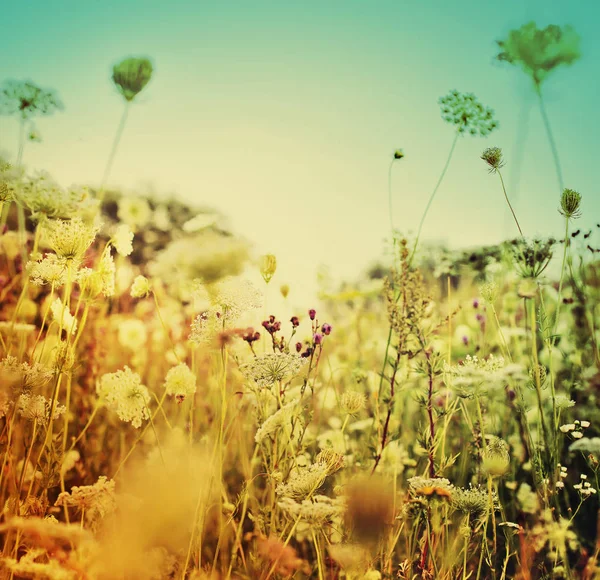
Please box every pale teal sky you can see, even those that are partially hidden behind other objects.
[1,1,598,297]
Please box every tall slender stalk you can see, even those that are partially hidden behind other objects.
[99,102,130,199]
[409,131,460,266]
[536,87,564,193]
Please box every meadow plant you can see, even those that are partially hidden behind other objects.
[0,22,598,580]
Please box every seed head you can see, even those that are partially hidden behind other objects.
[559,188,582,219]
[341,391,366,415]
[481,147,505,172]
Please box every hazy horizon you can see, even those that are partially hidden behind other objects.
[2,0,598,298]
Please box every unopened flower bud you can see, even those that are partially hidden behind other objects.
[308,309,316,320]
[259,254,277,284]
[481,147,504,172]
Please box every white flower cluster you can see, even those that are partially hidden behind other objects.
[239,353,306,388]
[209,277,263,322]
[164,363,197,401]
[130,275,151,298]
[97,366,151,428]
[17,393,66,426]
[55,475,116,528]
[560,419,590,439]
[255,399,302,444]
[27,253,68,287]
[112,223,134,256]
[278,494,345,525]
[444,354,525,389]
[276,462,330,500]
[50,298,78,335]
[573,473,597,497]
[44,217,100,262]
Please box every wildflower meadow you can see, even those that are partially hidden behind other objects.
[0,17,599,580]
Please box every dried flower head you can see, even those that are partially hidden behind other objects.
[496,22,581,87]
[559,188,582,219]
[509,237,555,278]
[112,57,154,102]
[0,79,64,119]
[316,449,345,474]
[340,390,366,415]
[481,147,505,172]
[276,463,330,500]
[55,476,116,529]
[17,393,66,426]
[439,90,498,136]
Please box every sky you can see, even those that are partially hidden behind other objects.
[1,0,598,299]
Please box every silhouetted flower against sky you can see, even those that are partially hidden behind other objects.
[496,22,581,87]
[439,90,498,136]
[112,57,154,102]
[0,79,63,119]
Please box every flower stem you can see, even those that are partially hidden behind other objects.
[536,88,564,193]
[409,131,460,266]
[99,102,130,199]
[497,169,524,238]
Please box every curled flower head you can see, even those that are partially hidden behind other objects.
[509,237,555,279]
[112,57,154,102]
[496,22,581,87]
[559,188,582,219]
[130,275,151,298]
[439,90,498,136]
[482,436,510,477]
[0,80,63,119]
[481,147,505,172]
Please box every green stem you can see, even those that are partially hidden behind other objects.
[553,217,570,340]
[497,169,523,238]
[536,87,564,193]
[99,102,130,199]
[409,131,460,266]
[388,158,396,234]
